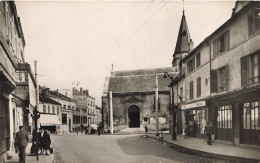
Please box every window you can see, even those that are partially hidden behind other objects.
[196,53,201,68]
[248,9,260,36]
[243,102,259,130]
[190,81,193,99]
[197,77,201,97]
[62,114,67,124]
[179,87,183,101]
[153,97,160,111]
[43,105,46,113]
[57,107,59,115]
[241,52,260,86]
[48,105,50,113]
[63,104,66,109]
[217,105,232,129]
[52,106,55,114]
[68,105,71,110]
[211,65,229,93]
[187,57,195,73]
[213,31,229,57]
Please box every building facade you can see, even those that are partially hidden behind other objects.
[72,88,94,132]
[41,87,76,134]
[172,1,260,146]
[38,95,62,133]
[102,68,177,132]
[0,2,37,162]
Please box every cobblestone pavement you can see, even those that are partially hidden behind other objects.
[51,134,237,163]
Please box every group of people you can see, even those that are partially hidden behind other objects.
[15,126,52,163]
[184,120,197,137]
[183,120,214,145]
[36,129,52,155]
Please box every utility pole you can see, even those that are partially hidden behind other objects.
[34,60,39,160]
[155,74,159,136]
[109,91,113,134]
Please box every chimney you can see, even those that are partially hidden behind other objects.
[80,87,83,93]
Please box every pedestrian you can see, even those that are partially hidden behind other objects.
[15,126,29,163]
[97,124,101,136]
[31,129,38,155]
[204,121,213,145]
[184,123,190,138]
[42,130,51,155]
[38,129,44,154]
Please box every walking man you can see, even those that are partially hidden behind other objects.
[204,121,213,145]
[15,126,29,163]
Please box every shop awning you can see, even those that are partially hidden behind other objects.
[39,114,62,126]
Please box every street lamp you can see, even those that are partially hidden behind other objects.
[163,72,177,140]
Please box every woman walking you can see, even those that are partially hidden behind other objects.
[42,130,51,155]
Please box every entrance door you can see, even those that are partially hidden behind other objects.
[241,102,259,145]
[128,105,140,128]
[216,105,233,141]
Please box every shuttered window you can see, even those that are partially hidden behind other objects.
[241,57,248,86]
[211,70,218,93]
[213,30,229,56]
[197,77,201,97]
[248,9,260,36]
[196,53,201,68]
[190,81,193,99]
[241,52,260,86]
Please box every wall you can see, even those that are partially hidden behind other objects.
[111,93,170,130]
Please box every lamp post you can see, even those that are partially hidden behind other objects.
[163,72,177,140]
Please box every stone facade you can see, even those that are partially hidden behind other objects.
[172,1,260,146]
[102,67,177,132]
[0,2,37,162]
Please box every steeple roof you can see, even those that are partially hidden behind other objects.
[174,11,192,55]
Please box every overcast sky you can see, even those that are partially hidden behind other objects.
[15,1,235,106]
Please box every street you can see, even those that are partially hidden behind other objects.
[51,134,228,163]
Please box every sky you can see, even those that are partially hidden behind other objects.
[15,1,236,106]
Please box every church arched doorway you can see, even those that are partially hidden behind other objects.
[128,105,140,128]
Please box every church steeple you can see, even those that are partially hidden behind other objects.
[172,11,193,67]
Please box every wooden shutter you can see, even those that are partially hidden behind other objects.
[211,70,218,93]
[258,53,260,82]
[248,13,254,35]
[241,57,248,86]
[197,77,201,97]
[255,10,260,32]
[213,40,217,57]
[225,65,229,91]
[190,81,193,99]
[224,31,229,51]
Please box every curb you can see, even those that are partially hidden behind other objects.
[147,136,260,163]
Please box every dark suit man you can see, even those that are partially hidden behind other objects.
[15,126,29,163]
[204,122,213,145]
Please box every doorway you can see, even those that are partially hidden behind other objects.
[128,105,140,128]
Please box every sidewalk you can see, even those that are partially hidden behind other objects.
[148,134,260,162]
[4,142,53,163]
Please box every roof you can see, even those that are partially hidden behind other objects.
[39,95,61,105]
[39,114,61,126]
[108,67,178,93]
[49,90,74,102]
[174,11,192,55]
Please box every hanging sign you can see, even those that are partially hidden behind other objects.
[181,101,206,110]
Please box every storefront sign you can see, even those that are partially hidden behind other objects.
[181,101,206,110]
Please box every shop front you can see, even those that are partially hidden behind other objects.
[210,88,260,146]
[182,101,207,138]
